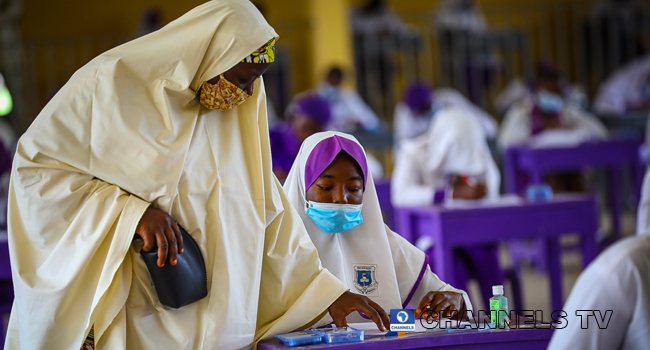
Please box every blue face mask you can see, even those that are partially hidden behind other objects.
[536,90,564,114]
[305,201,363,233]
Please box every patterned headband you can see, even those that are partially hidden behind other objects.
[241,37,278,64]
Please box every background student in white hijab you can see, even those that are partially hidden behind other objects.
[547,234,650,350]
[391,108,500,207]
[499,64,607,150]
[6,2,390,349]
[594,54,650,116]
[390,108,503,307]
[393,82,497,150]
[283,132,472,324]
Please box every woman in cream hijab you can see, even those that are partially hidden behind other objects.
[6,1,389,349]
[283,132,472,324]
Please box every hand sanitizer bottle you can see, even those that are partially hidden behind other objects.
[490,285,509,329]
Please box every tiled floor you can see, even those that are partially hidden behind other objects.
[465,210,637,318]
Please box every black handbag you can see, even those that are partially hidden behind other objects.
[140,225,208,309]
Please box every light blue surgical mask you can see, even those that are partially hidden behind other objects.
[536,90,564,114]
[305,201,363,233]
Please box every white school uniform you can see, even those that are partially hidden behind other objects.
[391,108,500,207]
[393,88,498,151]
[316,84,381,132]
[547,235,650,350]
[594,54,650,115]
[498,100,607,150]
[283,131,472,324]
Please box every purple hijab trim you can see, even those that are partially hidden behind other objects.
[305,135,368,191]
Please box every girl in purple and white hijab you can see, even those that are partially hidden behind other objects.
[283,131,472,324]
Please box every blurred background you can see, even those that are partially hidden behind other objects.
[1,0,650,332]
[1,0,649,134]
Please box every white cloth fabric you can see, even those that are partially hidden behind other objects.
[316,84,381,132]
[593,54,650,115]
[392,88,497,150]
[6,2,347,349]
[391,108,500,207]
[548,235,650,350]
[498,100,607,150]
[283,131,472,324]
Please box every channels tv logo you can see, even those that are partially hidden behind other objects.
[390,309,415,332]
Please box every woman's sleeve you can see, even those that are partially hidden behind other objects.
[385,227,473,311]
[8,158,150,350]
[254,178,347,343]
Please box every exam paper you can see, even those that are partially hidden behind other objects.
[345,319,475,336]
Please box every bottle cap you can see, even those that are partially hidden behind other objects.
[492,285,504,295]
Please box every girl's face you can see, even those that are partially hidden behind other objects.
[306,152,364,205]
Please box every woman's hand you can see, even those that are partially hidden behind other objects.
[135,207,184,267]
[415,291,466,320]
[328,291,390,331]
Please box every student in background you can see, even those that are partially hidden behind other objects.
[547,234,650,349]
[270,94,331,180]
[391,108,500,207]
[594,54,650,115]
[393,82,497,150]
[390,108,502,307]
[316,67,381,133]
[499,64,606,150]
[283,131,472,324]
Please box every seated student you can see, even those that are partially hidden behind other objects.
[547,234,650,349]
[393,82,497,150]
[499,65,607,192]
[594,54,650,115]
[317,67,381,133]
[390,109,502,306]
[270,94,331,180]
[392,107,500,207]
[499,64,607,150]
[283,132,472,324]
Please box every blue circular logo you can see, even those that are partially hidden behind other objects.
[396,311,409,323]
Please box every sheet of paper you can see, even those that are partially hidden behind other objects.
[344,319,475,336]
[443,195,523,209]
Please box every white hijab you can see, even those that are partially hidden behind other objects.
[7,2,347,349]
[404,108,501,198]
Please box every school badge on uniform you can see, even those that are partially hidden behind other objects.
[353,264,379,296]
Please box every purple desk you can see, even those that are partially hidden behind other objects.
[258,317,553,350]
[394,195,599,312]
[503,139,644,236]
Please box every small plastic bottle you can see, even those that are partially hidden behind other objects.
[489,285,509,329]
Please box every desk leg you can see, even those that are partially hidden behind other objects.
[545,238,563,312]
[608,167,622,237]
[434,244,456,289]
[504,149,518,194]
[530,169,543,185]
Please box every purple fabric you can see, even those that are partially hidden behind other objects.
[402,255,429,308]
[305,135,368,191]
[530,105,560,136]
[269,124,301,174]
[295,94,332,126]
[405,83,433,114]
